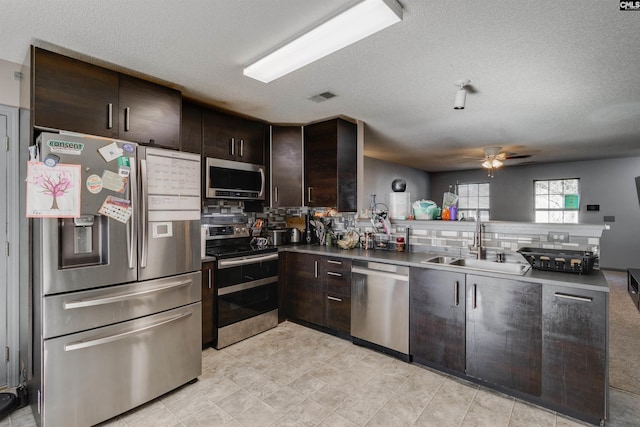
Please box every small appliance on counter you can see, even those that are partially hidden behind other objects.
[264,228,287,246]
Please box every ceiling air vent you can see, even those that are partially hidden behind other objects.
[309,91,337,103]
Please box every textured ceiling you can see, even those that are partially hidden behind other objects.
[2,0,639,172]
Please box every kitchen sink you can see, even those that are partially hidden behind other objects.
[422,256,531,276]
[422,256,459,264]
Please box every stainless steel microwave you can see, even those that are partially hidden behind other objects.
[205,157,265,200]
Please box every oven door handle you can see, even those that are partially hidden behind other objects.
[218,277,277,296]
[218,252,279,268]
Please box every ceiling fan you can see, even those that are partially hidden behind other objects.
[474,147,532,177]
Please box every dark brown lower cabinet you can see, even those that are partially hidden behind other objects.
[466,274,542,396]
[201,261,215,347]
[542,285,607,421]
[410,268,466,373]
[286,252,323,325]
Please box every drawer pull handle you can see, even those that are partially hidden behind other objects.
[554,292,592,302]
[327,272,342,277]
[454,281,459,306]
[327,296,342,302]
[327,260,342,265]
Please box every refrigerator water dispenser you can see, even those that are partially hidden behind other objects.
[59,215,108,268]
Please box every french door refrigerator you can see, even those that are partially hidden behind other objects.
[30,132,202,427]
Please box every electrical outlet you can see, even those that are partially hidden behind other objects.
[547,231,569,242]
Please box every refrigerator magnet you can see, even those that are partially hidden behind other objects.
[98,196,132,223]
[98,142,124,162]
[101,170,127,193]
[122,143,135,153]
[43,154,60,167]
[86,174,103,194]
[117,157,131,177]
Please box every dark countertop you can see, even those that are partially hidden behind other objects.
[278,244,609,293]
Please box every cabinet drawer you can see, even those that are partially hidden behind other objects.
[325,270,351,295]
[323,258,351,272]
[325,293,351,333]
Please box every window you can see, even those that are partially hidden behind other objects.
[534,178,580,223]
[457,182,490,221]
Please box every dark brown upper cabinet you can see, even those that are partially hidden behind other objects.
[33,47,120,138]
[32,47,181,149]
[202,108,265,165]
[181,101,203,155]
[271,125,303,208]
[118,74,181,149]
[303,118,357,211]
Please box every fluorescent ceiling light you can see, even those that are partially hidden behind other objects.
[243,0,403,83]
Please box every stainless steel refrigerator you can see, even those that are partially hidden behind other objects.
[30,132,202,427]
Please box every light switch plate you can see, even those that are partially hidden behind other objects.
[547,231,569,242]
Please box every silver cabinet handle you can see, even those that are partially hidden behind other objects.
[64,279,192,309]
[472,284,477,309]
[554,292,593,302]
[107,103,113,129]
[327,260,342,265]
[240,139,244,157]
[230,137,235,156]
[124,107,131,131]
[314,260,318,278]
[327,272,342,277]
[65,311,192,351]
[308,187,313,203]
[327,296,342,302]
[454,281,459,306]
[274,186,278,203]
[208,269,212,289]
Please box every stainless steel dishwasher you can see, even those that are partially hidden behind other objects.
[351,260,410,357]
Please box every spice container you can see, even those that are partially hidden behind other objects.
[396,237,405,252]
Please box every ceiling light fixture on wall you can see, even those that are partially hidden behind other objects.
[453,79,471,110]
[243,0,403,83]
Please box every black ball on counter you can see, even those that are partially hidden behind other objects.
[391,179,406,192]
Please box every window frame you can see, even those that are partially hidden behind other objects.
[533,178,580,224]
[456,182,491,221]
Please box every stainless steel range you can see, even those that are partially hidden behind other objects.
[203,215,279,349]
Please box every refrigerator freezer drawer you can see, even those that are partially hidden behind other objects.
[40,303,202,427]
[43,271,201,339]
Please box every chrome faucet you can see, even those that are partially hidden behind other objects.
[469,212,485,260]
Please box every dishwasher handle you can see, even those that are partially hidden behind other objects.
[351,266,409,282]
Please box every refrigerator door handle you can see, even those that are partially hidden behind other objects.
[140,158,148,269]
[127,156,137,269]
[63,279,193,309]
[64,311,192,351]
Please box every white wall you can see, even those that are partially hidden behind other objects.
[0,58,24,108]
[430,157,640,270]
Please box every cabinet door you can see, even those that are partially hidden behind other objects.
[235,117,265,165]
[201,262,215,346]
[33,47,120,138]
[304,119,357,210]
[202,109,264,164]
[542,286,607,420]
[286,253,323,325]
[304,120,338,208]
[271,126,302,207]
[118,74,182,149]
[410,268,466,373]
[181,101,202,154]
[466,275,542,396]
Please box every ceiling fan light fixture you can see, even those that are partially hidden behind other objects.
[243,0,403,83]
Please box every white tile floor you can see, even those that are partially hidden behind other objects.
[3,321,639,426]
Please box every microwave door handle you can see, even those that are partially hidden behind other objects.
[259,167,265,198]
[140,158,148,269]
[127,156,137,269]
